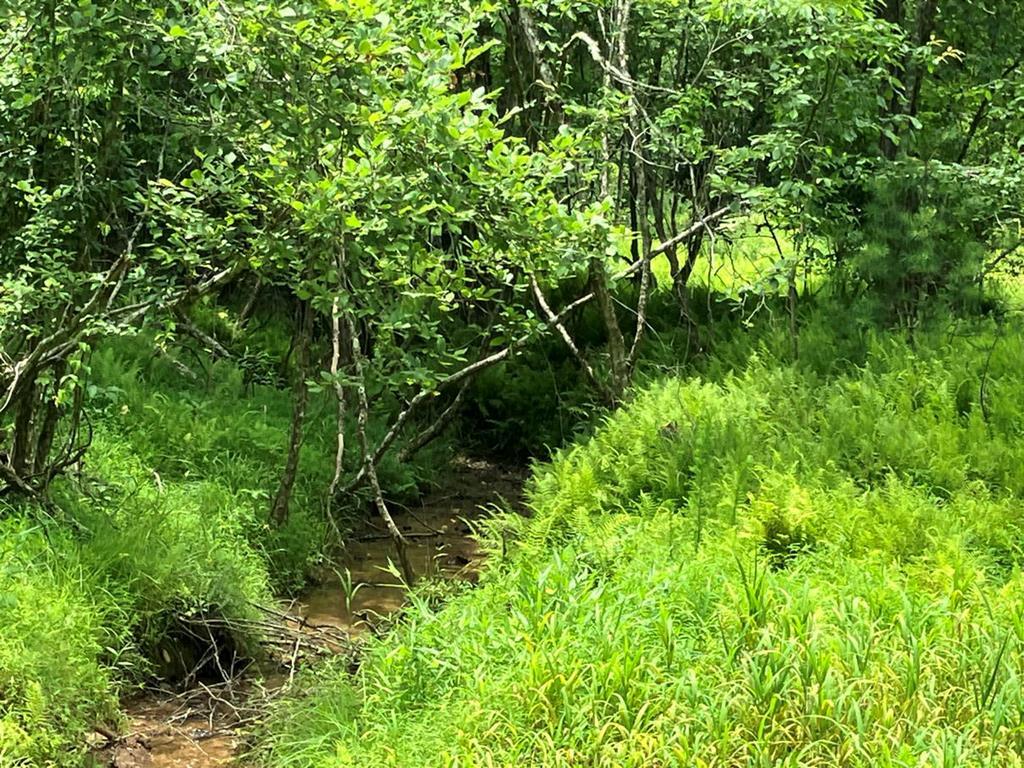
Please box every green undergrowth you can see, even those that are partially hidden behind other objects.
[0,344,304,765]
[257,319,1024,767]
[0,337,444,766]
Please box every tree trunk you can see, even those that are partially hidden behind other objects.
[345,312,415,585]
[10,379,38,479]
[590,259,629,401]
[239,277,262,327]
[876,0,905,160]
[674,227,705,300]
[396,381,471,464]
[592,71,628,400]
[650,181,680,285]
[906,0,938,120]
[623,30,654,372]
[32,362,67,477]
[270,301,313,526]
[327,244,350,502]
[788,265,800,361]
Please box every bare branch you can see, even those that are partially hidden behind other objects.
[531,277,613,401]
[396,379,471,464]
[650,206,731,257]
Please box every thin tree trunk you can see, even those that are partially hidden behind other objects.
[590,259,629,400]
[788,265,799,360]
[615,0,653,372]
[649,182,680,286]
[675,228,705,295]
[875,0,904,160]
[906,0,938,119]
[176,312,233,361]
[32,361,66,477]
[10,379,37,478]
[957,53,1023,163]
[764,216,799,359]
[327,247,348,501]
[326,293,346,500]
[345,312,415,585]
[591,7,629,401]
[239,277,262,327]
[270,301,313,526]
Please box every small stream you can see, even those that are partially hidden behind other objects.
[92,458,525,768]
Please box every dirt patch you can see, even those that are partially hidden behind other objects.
[87,674,277,768]
[90,457,525,768]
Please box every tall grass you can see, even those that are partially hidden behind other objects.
[0,320,463,766]
[0,344,301,766]
[257,317,1024,767]
[0,337,369,765]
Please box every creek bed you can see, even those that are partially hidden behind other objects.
[90,457,524,768]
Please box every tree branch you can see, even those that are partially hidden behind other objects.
[650,206,730,258]
[984,237,1024,275]
[338,208,733,496]
[531,277,613,401]
[396,379,471,464]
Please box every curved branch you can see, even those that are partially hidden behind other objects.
[339,210,735,496]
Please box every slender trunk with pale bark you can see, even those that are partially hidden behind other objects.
[345,312,415,585]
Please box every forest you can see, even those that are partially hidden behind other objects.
[1,0,1023,765]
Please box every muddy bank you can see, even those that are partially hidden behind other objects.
[90,457,525,768]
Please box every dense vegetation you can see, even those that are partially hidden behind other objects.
[1,0,1022,765]
[259,321,1024,766]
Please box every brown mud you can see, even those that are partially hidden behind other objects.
[90,457,525,768]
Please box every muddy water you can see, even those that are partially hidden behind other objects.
[93,695,242,768]
[300,457,524,632]
[92,457,524,768]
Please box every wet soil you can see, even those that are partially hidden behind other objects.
[91,694,243,768]
[90,457,525,768]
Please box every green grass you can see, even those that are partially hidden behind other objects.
[650,218,828,298]
[0,331,431,766]
[0,326,459,766]
[0,476,273,766]
[0,344,306,766]
[3,288,1021,766]
[256,317,1024,767]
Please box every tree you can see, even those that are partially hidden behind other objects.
[0,1,249,495]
